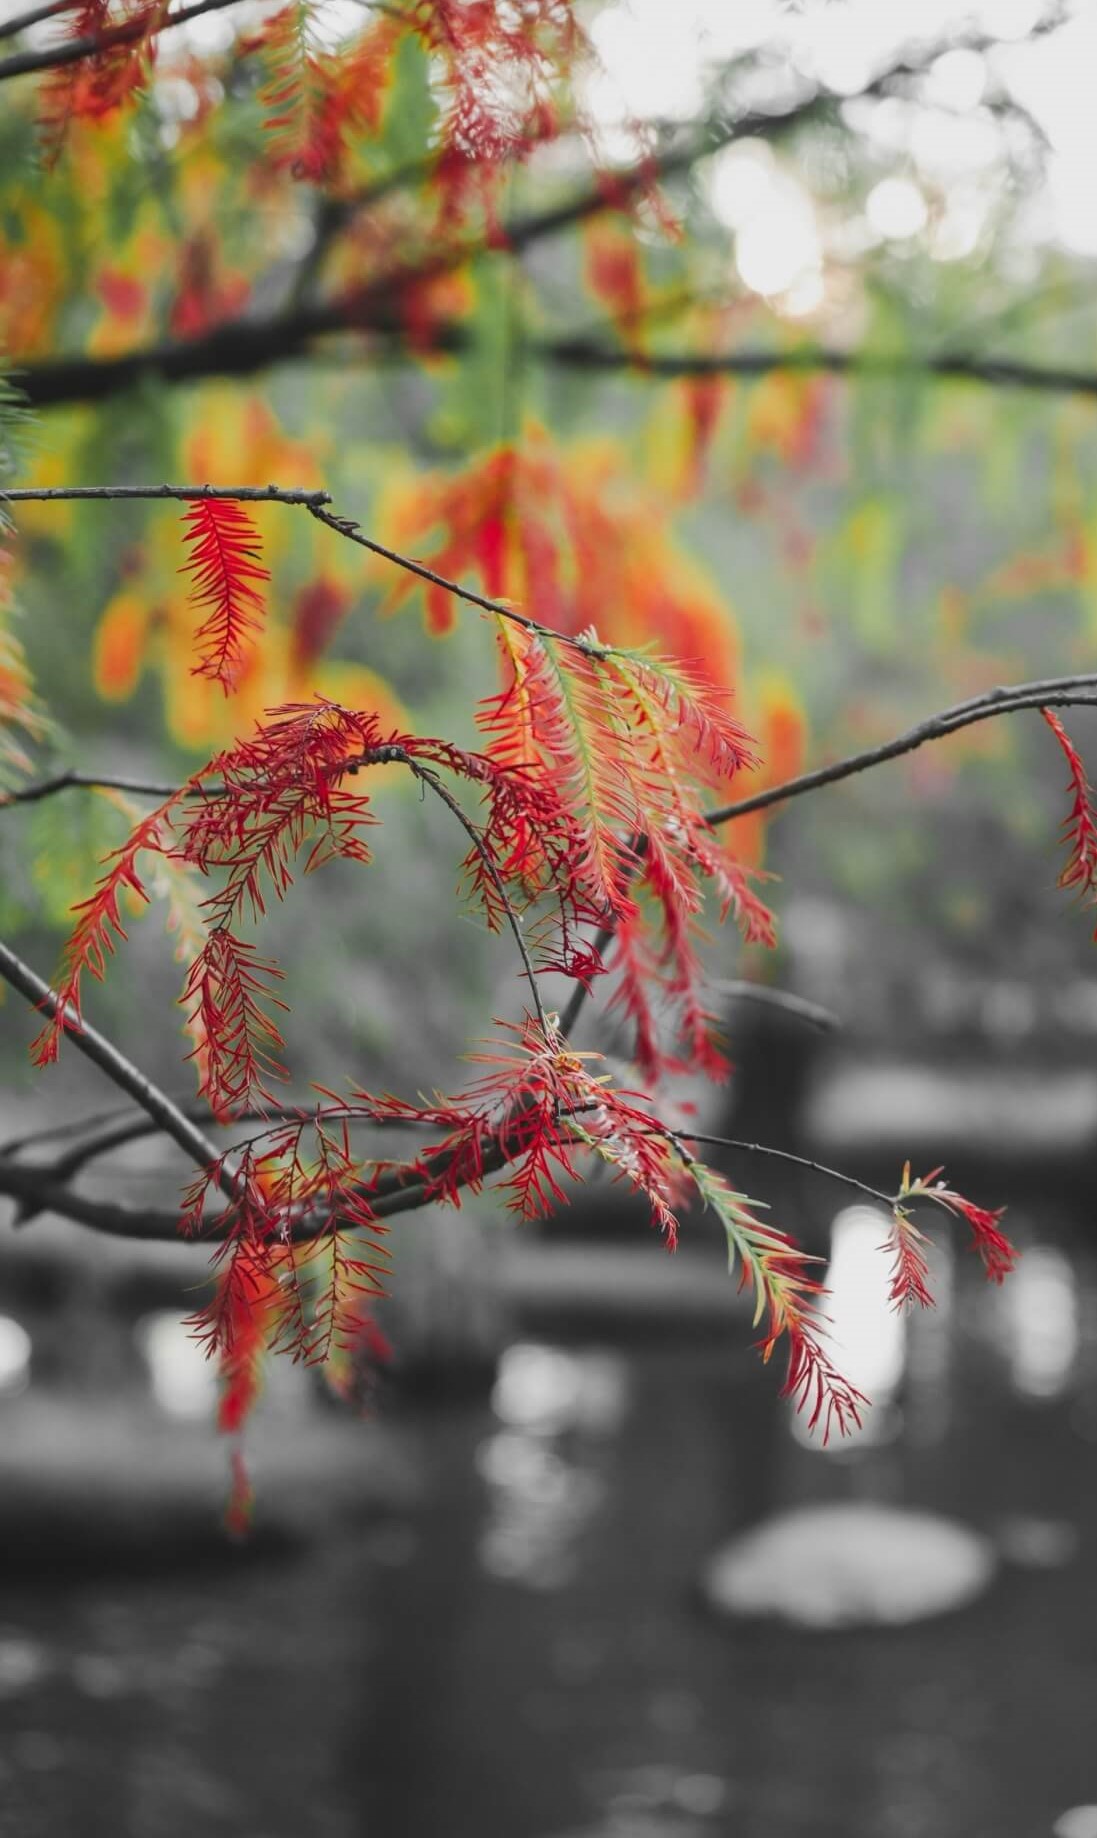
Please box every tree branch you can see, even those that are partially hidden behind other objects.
[7,86,841,411]
[0,1160,185,1237]
[0,1092,899,1243]
[534,339,1097,401]
[1,483,330,506]
[0,0,74,46]
[0,938,233,1196]
[6,678,1092,1240]
[363,743,552,1040]
[0,0,244,83]
[559,676,1097,1042]
[704,679,1097,828]
[0,479,603,660]
[651,1127,892,1208]
[0,769,181,808]
[308,501,605,653]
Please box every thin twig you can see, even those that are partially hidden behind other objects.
[1,479,598,658]
[0,1094,896,1242]
[0,0,73,45]
[0,938,233,1198]
[307,502,604,655]
[0,1161,185,1238]
[704,682,1097,828]
[366,744,551,1039]
[656,1127,893,1207]
[559,679,1097,1043]
[0,483,330,506]
[1,769,181,808]
[531,338,1097,401]
[0,0,243,82]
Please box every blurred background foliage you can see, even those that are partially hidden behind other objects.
[3,0,1097,1110]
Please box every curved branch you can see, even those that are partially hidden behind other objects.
[704,680,1097,828]
[367,744,551,1039]
[0,0,74,46]
[0,1096,896,1242]
[0,0,243,83]
[0,1160,184,1237]
[652,1127,892,1207]
[533,339,1097,401]
[7,678,1092,1238]
[1,483,329,506]
[560,677,1097,1042]
[0,938,232,1195]
[5,87,850,411]
[0,769,181,808]
[0,479,602,660]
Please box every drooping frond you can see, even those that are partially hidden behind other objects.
[348,1016,684,1233]
[344,1028,862,1437]
[181,931,288,1117]
[382,432,774,1076]
[181,1123,389,1491]
[479,623,761,1075]
[177,701,384,1111]
[1042,707,1097,935]
[409,0,583,230]
[180,498,269,693]
[689,1160,866,1441]
[38,0,166,165]
[895,1163,1016,1283]
[883,1207,934,1310]
[30,789,184,1064]
[246,3,396,186]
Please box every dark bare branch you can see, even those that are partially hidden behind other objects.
[0,0,243,82]
[0,938,232,1194]
[1,483,329,506]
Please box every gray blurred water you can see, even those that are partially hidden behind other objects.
[0,1195,1093,1838]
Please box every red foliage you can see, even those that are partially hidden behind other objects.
[289,576,353,674]
[180,498,269,693]
[412,0,582,232]
[248,5,398,187]
[180,1121,389,1474]
[39,0,166,164]
[30,790,184,1064]
[924,1181,1016,1282]
[480,625,767,1077]
[883,1209,934,1309]
[897,1165,1016,1284]
[1042,708,1097,934]
[689,1161,866,1442]
[168,237,250,340]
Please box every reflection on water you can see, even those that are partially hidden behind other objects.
[492,1344,629,1438]
[0,1316,31,1397]
[1053,1809,1097,1838]
[904,1232,956,1448]
[998,1245,1080,1400]
[136,1313,217,1421]
[0,1210,1094,1837]
[792,1207,906,1451]
[477,1345,629,1589]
